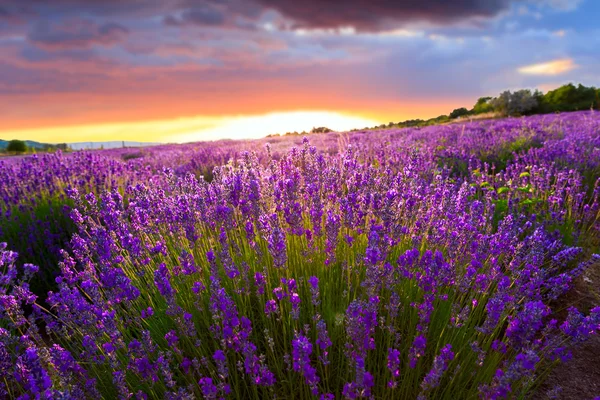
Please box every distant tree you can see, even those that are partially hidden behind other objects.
[311,127,333,134]
[6,140,27,153]
[472,97,493,114]
[490,90,538,116]
[540,83,597,112]
[489,91,511,116]
[56,143,69,151]
[510,89,538,115]
[449,107,470,119]
[432,115,450,123]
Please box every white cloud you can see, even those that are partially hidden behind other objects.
[517,58,577,76]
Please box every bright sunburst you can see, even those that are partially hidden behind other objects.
[173,111,380,143]
[5,111,380,144]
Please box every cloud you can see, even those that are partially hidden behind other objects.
[28,18,129,50]
[164,4,226,27]
[0,4,33,27]
[253,0,519,31]
[517,58,577,75]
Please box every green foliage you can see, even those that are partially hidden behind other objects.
[6,139,27,153]
[0,198,76,297]
[352,83,597,133]
[539,83,599,112]
[479,135,544,171]
[449,107,471,119]
[472,97,493,114]
[489,90,539,117]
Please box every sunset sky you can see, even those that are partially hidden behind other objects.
[1,0,599,143]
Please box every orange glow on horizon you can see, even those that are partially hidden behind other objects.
[2,110,380,144]
[1,101,458,143]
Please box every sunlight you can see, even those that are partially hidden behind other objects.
[4,111,380,144]
[173,111,380,143]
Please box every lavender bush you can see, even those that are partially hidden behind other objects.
[1,111,599,399]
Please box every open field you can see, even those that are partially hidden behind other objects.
[1,111,599,399]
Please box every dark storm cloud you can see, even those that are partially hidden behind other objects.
[253,0,517,30]
[0,0,525,31]
[0,0,585,33]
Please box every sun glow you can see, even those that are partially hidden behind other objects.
[173,111,380,143]
[3,111,381,144]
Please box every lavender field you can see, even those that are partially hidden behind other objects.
[1,111,599,399]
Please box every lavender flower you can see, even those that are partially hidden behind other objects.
[292,333,320,395]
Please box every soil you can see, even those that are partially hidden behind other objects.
[533,259,600,400]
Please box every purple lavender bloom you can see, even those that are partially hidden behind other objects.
[420,344,455,392]
[290,292,301,320]
[165,330,179,348]
[14,347,53,398]
[192,281,205,294]
[343,356,374,399]
[292,333,320,395]
[387,348,401,388]
[154,263,174,298]
[316,319,332,365]
[560,306,600,342]
[141,307,154,319]
[409,335,427,368]
[113,370,131,399]
[346,299,378,356]
[506,301,550,348]
[199,377,219,400]
[308,276,320,306]
[265,300,278,316]
[324,210,341,265]
[284,277,297,292]
[267,214,287,268]
[178,250,197,275]
[273,286,286,301]
[213,349,229,378]
[254,272,266,295]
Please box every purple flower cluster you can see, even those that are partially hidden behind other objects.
[1,111,600,398]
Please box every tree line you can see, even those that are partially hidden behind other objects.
[1,140,70,154]
[353,83,600,131]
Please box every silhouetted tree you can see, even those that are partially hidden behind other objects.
[311,127,333,134]
[7,140,27,153]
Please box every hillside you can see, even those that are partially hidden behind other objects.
[0,139,58,150]
[68,141,161,150]
[0,139,161,151]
